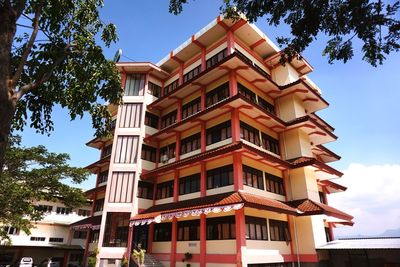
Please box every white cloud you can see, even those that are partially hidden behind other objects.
[328,163,400,237]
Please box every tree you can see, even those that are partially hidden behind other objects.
[0,0,122,171]
[0,135,88,241]
[169,0,400,65]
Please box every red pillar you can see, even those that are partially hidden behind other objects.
[177,99,182,122]
[62,250,69,267]
[227,30,234,55]
[155,141,160,168]
[233,152,243,191]
[179,63,184,85]
[175,132,181,161]
[328,222,335,241]
[200,87,206,110]
[121,72,127,90]
[170,218,178,267]
[126,226,134,265]
[229,71,238,97]
[82,230,91,267]
[200,121,206,153]
[199,214,206,267]
[231,109,240,142]
[235,208,246,267]
[152,177,157,206]
[201,48,206,71]
[147,223,154,253]
[200,161,206,197]
[173,170,179,202]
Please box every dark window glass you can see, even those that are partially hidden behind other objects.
[180,133,201,155]
[179,174,200,195]
[141,144,157,162]
[265,173,285,195]
[4,226,19,235]
[154,223,172,241]
[238,83,257,103]
[148,82,161,98]
[269,219,291,241]
[78,209,91,216]
[30,236,45,241]
[159,143,176,161]
[161,110,177,129]
[243,165,264,190]
[206,216,236,240]
[183,65,201,83]
[137,181,154,200]
[94,199,104,212]
[236,50,253,65]
[35,205,53,213]
[245,216,268,240]
[240,121,261,146]
[206,165,234,189]
[145,112,159,128]
[156,180,174,199]
[205,82,229,107]
[49,237,64,243]
[56,207,71,215]
[206,121,231,145]
[258,97,275,114]
[73,230,87,239]
[98,170,108,184]
[177,220,200,241]
[206,48,228,69]
[182,97,201,119]
[325,227,332,242]
[164,79,179,95]
[103,212,129,247]
[319,191,327,204]
[101,144,113,159]
[261,133,280,155]
[125,74,145,96]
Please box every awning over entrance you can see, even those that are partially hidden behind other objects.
[130,191,298,226]
[70,215,102,230]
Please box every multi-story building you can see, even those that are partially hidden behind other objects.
[0,200,91,267]
[72,15,353,267]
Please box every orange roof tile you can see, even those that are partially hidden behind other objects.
[288,199,353,221]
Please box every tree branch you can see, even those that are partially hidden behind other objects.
[13,0,27,19]
[11,4,42,87]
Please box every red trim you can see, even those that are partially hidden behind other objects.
[250,39,266,50]
[229,71,238,96]
[235,208,246,266]
[233,152,243,191]
[205,254,236,264]
[173,170,179,202]
[206,36,228,54]
[200,161,206,197]
[200,121,206,153]
[175,132,181,161]
[201,48,206,71]
[176,99,182,122]
[170,218,177,267]
[231,108,240,142]
[227,30,234,55]
[231,19,247,32]
[120,72,127,90]
[283,254,319,262]
[218,20,230,31]
[200,214,206,267]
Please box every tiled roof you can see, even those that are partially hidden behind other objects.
[70,215,101,227]
[287,199,353,221]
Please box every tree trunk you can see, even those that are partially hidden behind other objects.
[0,3,18,172]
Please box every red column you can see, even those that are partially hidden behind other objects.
[200,161,206,197]
[175,132,181,161]
[155,141,160,168]
[229,71,238,97]
[82,230,91,267]
[199,214,206,267]
[161,81,165,97]
[200,121,206,153]
[235,208,246,267]
[177,99,182,122]
[179,63,184,85]
[121,72,127,90]
[170,218,178,267]
[152,177,157,206]
[173,170,179,202]
[200,87,206,110]
[147,223,154,253]
[227,30,234,55]
[231,109,240,142]
[201,48,206,71]
[62,251,69,267]
[126,226,134,265]
[233,152,243,191]
[328,222,335,241]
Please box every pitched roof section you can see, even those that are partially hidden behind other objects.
[288,199,353,221]
[70,215,102,230]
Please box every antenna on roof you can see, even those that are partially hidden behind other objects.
[113,48,122,63]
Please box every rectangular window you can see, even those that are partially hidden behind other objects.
[137,181,154,200]
[73,230,88,239]
[240,121,261,146]
[78,209,91,216]
[159,143,176,161]
[102,212,130,247]
[205,82,229,107]
[177,220,200,241]
[156,180,174,199]
[206,216,236,240]
[179,174,200,195]
[265,173,285,195]
[182,97,201,119]
[119,103,142,128]
[180,133,201,155]
[101,144,112,159]
[56,207,71,215]
[319,191,326,204]
[161,110,177,129]
[35,205,53,213]
[144,112,159,128]
[109,172,135,203]
[245,216,268,240]
[114,136,139,164]
[325,227,332,242]
[98,170,108,184]
[154,222,172,241]
[30,236,45,241]
[125,74,145,96]
[269,219,291,241]
[164,79,179,95]
[261,133,280,155]
[148,82,161,98]
[258,97,275,114]
[141,144,156,162]
[238,83,257,103]
[206,48,228,69]
[243,165,264,190]
[207,165,234,189]
[206,121,231,145]
[3,226,19,235]
[183,65,201,83]
[94,198,104,212]
[49,237,64,243]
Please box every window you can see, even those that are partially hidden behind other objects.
[49,237,64,243]
[161,110,177,129]
[240,121,261,146]
[141,144,157,162]
[78,209,91,216]
[114,136,139,164]
[265,173,285,195]
[154,222,172,241]
[101,144,112,159]
[35,205,53,213]
[156,180,174,199]
[98,170,108,184]
[206,216,236,240]
[73,230,87,239]
[30,236,45,241]
[119,103,142,128]
[144,112,159,128]
[180,133,201,155]
[94,199,104,212]
[238,83,256,103]
[125,74,145,96]
[179,174,200,195]
[206,121,231,145]
[206,48,228,69]
[56,207,71,215]
[178,220,200,241]
[261,133,280,155]
[160,143,176,161]
[207,165,234,189]
[245,216,268,240]
[137,181,154,200]
[258,97,275,114]
[325,227,332,242]
[108,172,135,203]
[182,97,201,119]
[183,65,201,83]
[243,165,264,190]
[148,82,161,97]
[269,219,291,241]
[90,230,99,243]
[103,212,130,247]
[319,191,326,204]
[206,82,229,107]
[164,79,179,95]
[4,226,19,235]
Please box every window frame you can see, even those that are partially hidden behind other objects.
[182,97,201,119]
[206,216,236,240]
[141,144,157,162]
[179,173,200,195]
[265,173,285,196]
[156,180,174,200]
[269,219,291,241]
[206,164,234,190]
[144,112,159,129]
[205,82,229,107]
[154,222,172,242]
[243,165,264,190]
[137,181,154,200]
[206,120,231,145]
[245,216,268,240]
[161,110,177,129]
[177,220,200,241]
[180,133,201,155]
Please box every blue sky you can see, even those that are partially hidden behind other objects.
[19,1,400,236]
